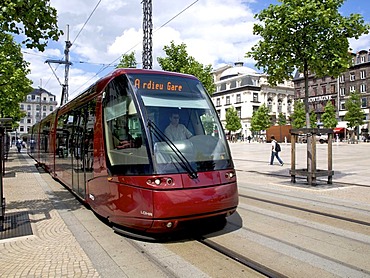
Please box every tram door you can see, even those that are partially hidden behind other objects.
[71,103,95,198]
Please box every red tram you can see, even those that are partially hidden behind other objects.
[29,68,238,237]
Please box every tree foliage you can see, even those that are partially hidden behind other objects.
[310,111,318,128]
[250,104,271,132]
[157,41,215,95]
[246,0,370,127]
[0,33,32,126]
[225,106,242,133]
[344,91,365,129]
[0,0,63,51]
[321,101,338,128]
[291,101,306,129]
[116,52,137,68]
[277,112,287,126]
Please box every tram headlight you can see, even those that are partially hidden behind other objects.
[147,177,175,186]
[225,171,235,179]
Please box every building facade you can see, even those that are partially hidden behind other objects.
[211,62,295,139]
[13,88,57,141]
[293,49,370,134]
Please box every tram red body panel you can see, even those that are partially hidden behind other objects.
[28,68,239,235]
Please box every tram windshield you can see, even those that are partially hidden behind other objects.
[129,73,232,175]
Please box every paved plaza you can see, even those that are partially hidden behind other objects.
[0,141,369,276]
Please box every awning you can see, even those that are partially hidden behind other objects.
[333,127,346,133]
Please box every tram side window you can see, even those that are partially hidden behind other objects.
[103,76,148,168]
[41,121,51,153]
[56,113,73,158]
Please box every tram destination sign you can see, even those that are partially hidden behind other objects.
[134,78,183,92]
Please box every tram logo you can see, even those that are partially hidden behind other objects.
[140,210,153,217]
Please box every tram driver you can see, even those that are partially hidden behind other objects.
[164,112,192,141]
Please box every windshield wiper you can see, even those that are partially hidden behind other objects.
[147,120,198,179]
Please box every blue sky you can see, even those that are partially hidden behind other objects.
[19,0,370,104]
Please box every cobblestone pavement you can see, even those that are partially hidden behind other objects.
[0,148,100,277]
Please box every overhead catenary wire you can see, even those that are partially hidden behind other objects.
[69,0,199,97]
[41,0,103,91]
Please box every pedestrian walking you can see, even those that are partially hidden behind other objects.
[269,135,283,166]
[16,138,22,153]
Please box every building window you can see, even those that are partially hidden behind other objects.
[50,97,54,101]
[36,104,40,111]
[321,85,326,94]
[313,87,317,96]
[20,119,24,124]
[216,98,220,106]
[27,112,31,117]
[360,70,366,79]
[339,75,345,83]
[43,105,46,111]
[43,113,46,117]
[277,99,283,113]
[27,105,31,110]
[361,56,365,63]
[267,98,273,112]
[226,96,230,105]
[253,93,258,102]
[339,87,345,96]
[20,104,24,110]
[236,107,241,118]
[31,94,36,100]
[20,126,24,132]
[350,72,355,81]
[350,85,356,93]
[340,101,346,110]
[287,100,292,113]
[236,94,241,103]
[27,119,31,124]
[360,84,367,93]
[361,98,367,108]
[50,106,53,111]
[43,97,47,101]
[330,84,336,94]
[295,89,300,98]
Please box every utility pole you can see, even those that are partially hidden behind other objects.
[142,0,153,69]
[45,25,72,106]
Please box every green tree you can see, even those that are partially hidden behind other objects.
[116,52,137,68]
[321,101,338,128]
[277,112,287,126]
[344,91,365,140]
[291,101,306,129]
[250,104,271,133]
[0,33,32,126]
[0,0,63,51]
[246,0,369,127]
[225,106,242,134]
[157,41,215,95]
[310,111,318,128]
